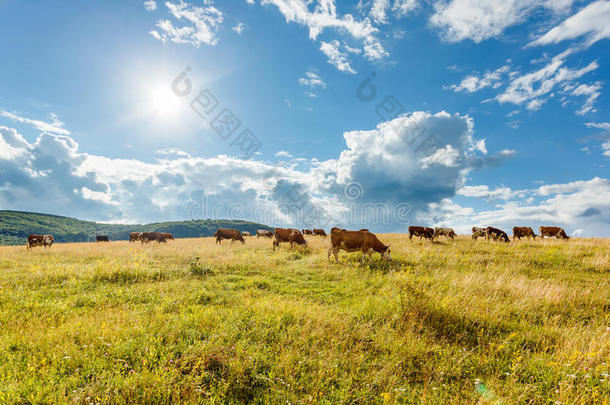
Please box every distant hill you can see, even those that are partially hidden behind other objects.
[0,211,273,246]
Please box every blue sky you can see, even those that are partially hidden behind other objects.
[0,0,609,235]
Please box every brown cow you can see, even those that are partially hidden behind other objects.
[273,228,307,250]
[96,235,109,242]
[140,232,167,244]
[302,229,313,235]
[256,229,273,238]
[241,231,251,237]
[160,233,175,241]
[214,228,245,244]
[472,227,486,240]
[434,227,456,239]
[328,227,391,262]
[27,234,54,249]
[408,226,434,241]
[539,226,569,240]
[486,227,510,242]
[129,232,142,243]
[359,228,370,232]
[513,227,536,240]
[313,229,327,237]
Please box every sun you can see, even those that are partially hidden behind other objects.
[149,82,182,120]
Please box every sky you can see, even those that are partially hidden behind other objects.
[0,0,609,236]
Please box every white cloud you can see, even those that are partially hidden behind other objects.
[392,0,418,17]
[451,50,602,115]
[298,71,326,88]
[320,40,356,74]
[497,50,599,113]
[260,0,387,71]
[275,150,293,158]
[5,112,606,235]
[233,22,246,35]
[449,65,510,93]
[144,0,157,11]
[0,110,70,135]
[151,1,224,47]
[370,0,418,23]
[457,184,520,201]
[0,110,514,231]
[585,122,610,131]
[529,1,610,48]
[430,0,574,43]
[585,122,610,156]
[571,82,602,115]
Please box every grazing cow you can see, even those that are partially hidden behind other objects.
[472,227,487,240]
[359,229,370,232]
[160,233,175,241]
[302,229,313,235]
[256,229,273,238]
[129,232,142,243]
[273,228,307,250]
[313,229,327,237]
[539,226,569,240]
[328,227,391,262]
[27,234,54,249]
[408,226,434,241]
[513,227,536,240]
[486,227,510,243]
[140,232,167,244]
[96,235,110,242]
[241,231,251,237]
[434,227,456,239]
[214,228,245,244]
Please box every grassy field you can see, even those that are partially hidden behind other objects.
[0,235,608,404]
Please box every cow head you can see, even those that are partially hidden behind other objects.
[382,244,391,261]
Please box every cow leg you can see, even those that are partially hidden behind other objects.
[333,247,339,263]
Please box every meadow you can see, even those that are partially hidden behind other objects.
[0,235,608,404]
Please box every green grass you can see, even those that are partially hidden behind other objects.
[0,236,608,403]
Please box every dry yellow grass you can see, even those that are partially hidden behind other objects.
[0,235,608,403]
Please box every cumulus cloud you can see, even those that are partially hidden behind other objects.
[430,0,574,43]
[0,109,512,231]
[3,114,607,235]
[150,0,224,47]
[529,1,610,48]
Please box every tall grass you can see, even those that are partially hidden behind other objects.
[0,236,608,403]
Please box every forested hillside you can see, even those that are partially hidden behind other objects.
[0,211,272,245]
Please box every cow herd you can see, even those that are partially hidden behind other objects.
[406,225,569,243]
[25,224,570,262]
